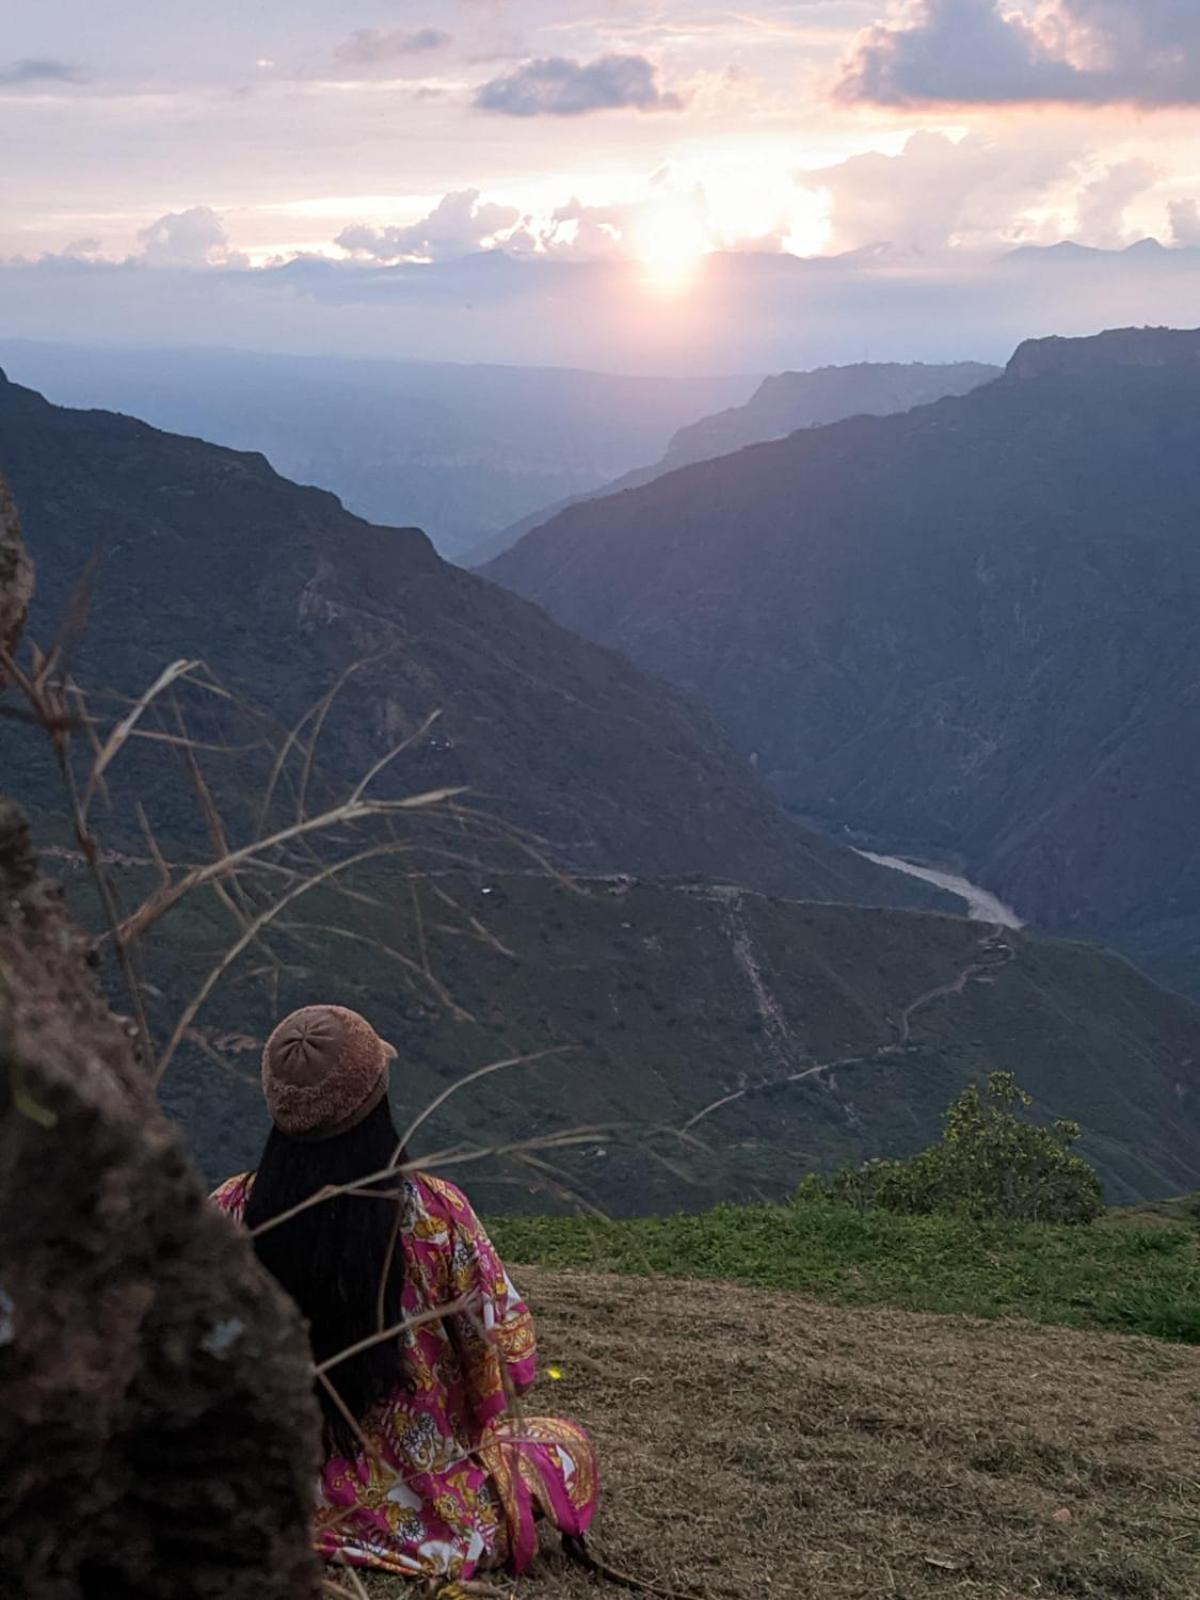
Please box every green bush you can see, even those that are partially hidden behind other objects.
[797,1073,1104,1224]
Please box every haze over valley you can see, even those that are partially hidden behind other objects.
[0,340,755,559]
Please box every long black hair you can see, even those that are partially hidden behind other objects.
[243,1097,411,1458]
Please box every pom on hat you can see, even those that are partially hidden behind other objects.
[262,1005,394,1140]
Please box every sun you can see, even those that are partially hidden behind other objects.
[634,198,711,292]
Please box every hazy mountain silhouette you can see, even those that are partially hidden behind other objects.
[0,340,754,560]
[466,360,999,566]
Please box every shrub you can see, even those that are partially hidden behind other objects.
[798,1073,1105,1224]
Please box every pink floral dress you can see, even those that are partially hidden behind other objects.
[212,1170,597,1579]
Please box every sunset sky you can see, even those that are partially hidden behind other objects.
[3,2,1200,369]
[7,0,1200,265]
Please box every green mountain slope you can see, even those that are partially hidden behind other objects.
[0,367,914,908]
[485,328,1200,993]
[140,871,1200,1210]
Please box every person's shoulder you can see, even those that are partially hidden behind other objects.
[415,1171,477,1223]
[211,1172,254,1218]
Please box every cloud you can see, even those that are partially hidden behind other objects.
[1073,158,1157,246]
[0,57,83,87]
[1168,197,1200,247]
[13,240,1200,382]
[474,53,683,116]
[805,130,1078,254]
[334,27,452,70]
[58,237,103,260]
[839,0,1200,108]
[494,195,649,260]
[135,207,248,269]
[538,197,630,258]
[336,190,522,262]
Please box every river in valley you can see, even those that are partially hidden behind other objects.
[856,851,1024,929]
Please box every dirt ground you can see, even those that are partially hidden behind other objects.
[368,1267,1200,1600]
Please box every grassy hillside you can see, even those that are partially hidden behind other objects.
[369,1267,1200,1599]
[86,864,1200,1210]
[493,1198,1200,1343]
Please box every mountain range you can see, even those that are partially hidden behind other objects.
[0,340,753,560]
[466,360,999,565]
[0,364,915,909]
[3,351,1199,1209]
[486,327,1200,996]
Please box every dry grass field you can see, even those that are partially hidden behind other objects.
[367,1266,1199,1600]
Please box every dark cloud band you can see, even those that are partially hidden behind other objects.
[475,53,683,117]
[839,0,1200,109]
[0,57,83,87]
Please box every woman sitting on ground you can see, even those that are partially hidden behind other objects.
[213,1004,598,1585]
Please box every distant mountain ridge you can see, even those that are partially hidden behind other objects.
[659,360,1000,471]
[1006,324,1200,378]
[485,326,1200,995]
[0,340,755,560]
[0,364,920,911]
[465,360,1000,566]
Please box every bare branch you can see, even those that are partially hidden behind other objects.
[409,878,431,983]
[395,1048,571,1161]
[315,1372,391,1477]
[293,657,380,826]
[313,1294,475,1376]
[71,682,111,812]
[34,536,106,692]
[80,658,202,819]
[509,1149,610,1221]
[345,709,441,807]
[134,802,172,891]
[249,1122,627,1238]
[276,919,473,1022]
[256,654,383,834]
[120,786,466,944]
[154,840,435,1084]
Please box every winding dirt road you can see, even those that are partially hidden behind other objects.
[682,917,1017,1133]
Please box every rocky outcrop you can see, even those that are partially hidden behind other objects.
[1007,326,1200,380]
[0,506,321,1597]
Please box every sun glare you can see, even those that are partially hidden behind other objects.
[631,167,833,290]
[634,198,712,292]
[782,187,833,258]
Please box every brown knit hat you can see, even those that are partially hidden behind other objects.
[262,1005,395,1140]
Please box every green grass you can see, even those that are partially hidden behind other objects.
[492,1198,1200,1343]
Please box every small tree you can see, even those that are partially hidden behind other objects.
[798,1073,1105,1224]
